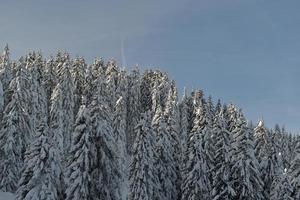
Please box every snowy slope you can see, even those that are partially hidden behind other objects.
[0,191,14,200]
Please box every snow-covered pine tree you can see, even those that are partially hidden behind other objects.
[49,83,66,157]
[206,95,215,124]
[230,112,265,200]
[254,119,269,163]
[254,119,278,198]
[71,57,86,115]
[152,101,177,200]
[64,105,97,200]
[88,72,120,200]
[226,103,238,132]
[16,123,62,200]
[181,106,210,200]
[44,57,57,122]
[289,137,300,199]
[83,58,103,105]
[203,96,216,184]
[189,90,215,187]
[272,124,284,163]
[179,87,190,153]
[129,112,156,200]
[115,70,128,100]
[164,85,181,200]
[281,131,292,170]
[285,133,294,170]
[126,66,141,154]
[113,96,128,200]
[0,44,12,92]
[0,92,24,192]
[50,58,74,155]
[105,59,118,109]
[140,70,156,113]
[215,99,222,115]
[267,127,285,188]
[0,79,4,112]
[27,54,48,129]
[270,169,294,200]
[211,110,235,200]
[0,69,33,192]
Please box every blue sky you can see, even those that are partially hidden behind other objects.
[0,0,300,132]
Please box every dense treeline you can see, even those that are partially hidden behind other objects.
[0,45,299,200]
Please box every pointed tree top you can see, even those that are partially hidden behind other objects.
[182,86,188,99]
[3,44,9,57]
[257,119,264,128]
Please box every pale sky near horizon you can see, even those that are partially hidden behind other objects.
[0,0,300,132]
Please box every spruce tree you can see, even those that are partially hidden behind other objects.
[0,92,24,192]
[89,74,120,200]
[0,79,3,112]
[16,123,61,200]
[179,87,189,153]
[152,104,177,200]
[49,84,65,156]
[129,112,156,200]
[0,69,32,192]
[270,170,294,200]
[181,107,210,200]
[164,85,181,200]
[0,44,12,92]
[71,57,86,115]
[83,58,103,105]
[113,96,128,200]
[211,110,235,200]
[254,120,279,198]
[50,59,74,155]
[230,112,265,200]
[289,138,300,199]
[27,55,48,129]
[105,59,118,109]
[65,105,96,200]
[254,119,270,162]
[126,67,141,154]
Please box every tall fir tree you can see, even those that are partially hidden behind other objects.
[164,85,181,200]
[179,87,190,154]
[113,96,128,200]
[50,59,74,155]
[181,106,210,200]
[129,112,156,200]
[289,137,300,199]
[71,57,86,115]
[0,92,24,192]
[16,123,62,200]
[126,66,141,154]
[254,119,280,198]
[27,55,48,129]
[88,73,120,200]
[211,110,235,200]
[254,119,270,163]
[230,112,265,200]
[152,103,177,200]
[0,68,33,192]
[270,170,294,200]
[0,44,12,92]
[0,79,3,112]
[65,105,97,200]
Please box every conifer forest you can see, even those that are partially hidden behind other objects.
[0,45,299,200]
